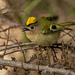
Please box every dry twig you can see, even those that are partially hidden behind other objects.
[0,59,75,75]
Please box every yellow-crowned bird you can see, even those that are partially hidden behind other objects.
[22,16,75,46]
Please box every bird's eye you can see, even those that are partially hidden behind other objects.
[30,26,34,29]
[52,25,57,29]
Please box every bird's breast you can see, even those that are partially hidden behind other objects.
[26,31,60,46]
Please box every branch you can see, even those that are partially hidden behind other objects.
[0,18,19,26]
[0,43,37,52]
[0,43,75,57]
[1,46,38,56]
[0,59,75,75]
[0,36,15,43]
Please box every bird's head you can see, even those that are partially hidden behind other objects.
[22,16,75,34]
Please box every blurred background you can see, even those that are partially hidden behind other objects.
[0,0,75,75]
[1,0,75,23]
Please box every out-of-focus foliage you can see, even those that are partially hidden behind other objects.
[6,0,75,22]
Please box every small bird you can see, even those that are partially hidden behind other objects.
[22,16,75,46]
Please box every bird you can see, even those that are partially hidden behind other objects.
[22,16,75,46]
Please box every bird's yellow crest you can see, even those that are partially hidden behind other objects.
[26,17,36,26]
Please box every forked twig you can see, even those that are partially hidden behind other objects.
[15,39,26,63]
[3,29,10,57]
[62,31,75,41]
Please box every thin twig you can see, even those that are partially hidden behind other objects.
[0,36,15,43]
[59,30,71,39]
[0,43,37,52]
[3,29,10,57]
[62,31,75,41]
[51,48,58,62]
[1,46,38,56]
[0,7,10,12]
[15,39,26,63]
[0,25,8,37]
[0,26,20,33]
[26,55,37,63]
[0,43,74,53]
[67,35,75,43]
[46,46,51,66]
[37,46,41,75]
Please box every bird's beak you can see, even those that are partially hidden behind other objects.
[22,27,30,32]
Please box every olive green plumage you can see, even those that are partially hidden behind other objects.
[22,16,75,46]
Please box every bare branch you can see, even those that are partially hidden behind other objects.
[3,29,10,57]
[0,36,15,43]
[0,18,19,26]
[0,43,37,52]
[1,46,38,56]
[0,26,20,33]
[15,39,26,63]
[62,31,75,41]
[0,59,75,75]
